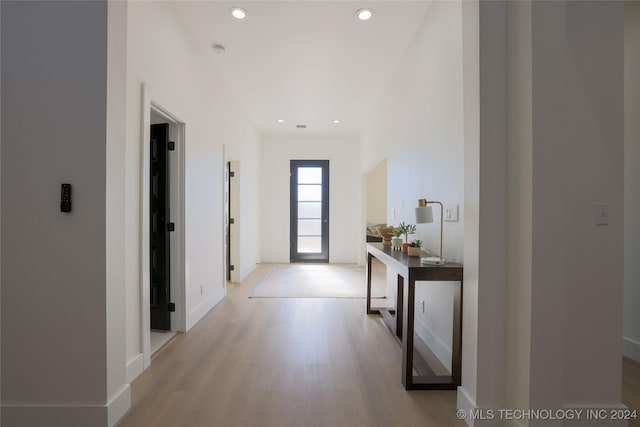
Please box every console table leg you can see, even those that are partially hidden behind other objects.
[366,252,373,314]
[396,275,404,339]
[402,277,415,389]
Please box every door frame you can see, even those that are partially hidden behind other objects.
[290,159,330,263]
[139,84,186,370]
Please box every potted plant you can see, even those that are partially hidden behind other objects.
[398,222,416,253]
[391,228,403,250]
[407,239,422,257]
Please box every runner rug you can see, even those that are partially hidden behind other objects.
[249,263,386,299]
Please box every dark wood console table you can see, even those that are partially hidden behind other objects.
[366,243,463,390]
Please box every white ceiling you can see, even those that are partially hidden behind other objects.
[171,1,432,135]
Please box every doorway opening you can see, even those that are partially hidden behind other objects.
[363,159,393,310]
[149,122,172,331]
[145,104,186,359]
[224,160,240,282]
[290,160,329,262]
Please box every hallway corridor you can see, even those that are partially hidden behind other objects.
[117,265,465,427]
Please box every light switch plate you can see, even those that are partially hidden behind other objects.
[595,203,609,226]
[444,205,459,222]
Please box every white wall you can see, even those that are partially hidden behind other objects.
[0,0,3,416]
[260,135,360,264]
[624,0,640,363]
[1,1,128,425]
[459,2,625,424]
[361,2,464,264]
[360,1,464,371]
[505,0,533,415]
[106,1,129,423]
[124,1,260,378]
[365,159,387,225]
[459,1,510,416]
[529,1,624,411]
[459,1,482,415]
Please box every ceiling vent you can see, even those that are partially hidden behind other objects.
[296,124,307,129]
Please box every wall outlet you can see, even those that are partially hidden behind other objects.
[200,284,203,295]
[420,300,425,314]
[444,205,459,222]
[595,203,609,226]
[392,208,396,219]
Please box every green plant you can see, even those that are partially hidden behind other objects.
[411,239,422,248]
[392,227,403,238]
[398,222,416,243]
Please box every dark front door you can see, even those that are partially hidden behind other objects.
[290,160,329,262]
[226,161,232,281]
[150,124,171,331]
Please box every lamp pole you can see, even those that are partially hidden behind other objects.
[418,198,444,260]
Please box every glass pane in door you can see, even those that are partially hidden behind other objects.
[297,185,322,201]
[298,167,322,184]
[297,237,322,253]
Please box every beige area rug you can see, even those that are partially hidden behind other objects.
[249,263,386,299]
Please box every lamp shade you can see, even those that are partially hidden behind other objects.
[415,206,433,224]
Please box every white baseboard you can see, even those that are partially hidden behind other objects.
[187,293,223,331]
[107,385,131,427]
[457,386,477,427]
[2,385,130,427]
[3,405,106,427]
[414,316,452,372]
[238,263,258,283]
[456,389,629,427]
[456,387,504,427]
[623,336,640,362]
[126,353,144,383]
[562,403,629,426]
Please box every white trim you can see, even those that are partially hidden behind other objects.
[125,353,144,383]
[458,386,505,427]
[623,336,640,362]
[186,294,222,331]
[455,389,630,427]
[457,385,477,427]
[107,385,131,427]
[2,406,106,427]
[140,83,151,370]
[2,386,130,427]
[562,403,629,427]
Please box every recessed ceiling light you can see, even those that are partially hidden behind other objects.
[212,44,226,54]
[277,119,284,123]
[230,7,248,20]
[356,8,374,21]
[333,120,341,124]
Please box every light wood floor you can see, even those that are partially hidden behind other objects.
[117,264,465,427]
[117,264,640,427]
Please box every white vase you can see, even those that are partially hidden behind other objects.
[391,237,403,250]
